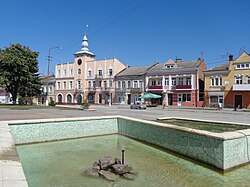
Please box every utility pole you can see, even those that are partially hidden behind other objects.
[46,46,61,106]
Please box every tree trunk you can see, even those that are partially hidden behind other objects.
[12,92,17,105]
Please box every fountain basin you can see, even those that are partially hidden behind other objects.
[9,115,250,171]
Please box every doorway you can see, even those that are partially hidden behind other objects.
[168,94,173,106]
[235,95,242,109]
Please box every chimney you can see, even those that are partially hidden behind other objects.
[229,55,233,61]
[175,58,182,63]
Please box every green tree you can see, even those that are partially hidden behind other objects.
[0,44,41,104]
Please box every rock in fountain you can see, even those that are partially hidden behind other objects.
[83,156,136,181]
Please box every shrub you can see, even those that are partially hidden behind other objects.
[49,99,56,107]
[81,99,90,110]
[18,96,25,105]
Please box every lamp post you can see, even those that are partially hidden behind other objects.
[48,46,61,76]
[46,46,61,106]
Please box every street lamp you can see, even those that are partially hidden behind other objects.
[48,46,61,76]
[46,46,61,106]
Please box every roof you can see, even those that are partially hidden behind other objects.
[115,66,151,77]
[146,60,201,75]
[233,52,250,63]
[203,62,230,72]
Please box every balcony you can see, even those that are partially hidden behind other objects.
[233,84,250,91]
[209,86,225,91]
[175,85,192,89]
[147,85,163,90]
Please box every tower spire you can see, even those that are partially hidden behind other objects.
[74,26,95,57]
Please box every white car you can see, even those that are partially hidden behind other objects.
[130,102,146,109]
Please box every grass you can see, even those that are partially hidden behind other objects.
[156,118,250,133]
[0,104,81,111]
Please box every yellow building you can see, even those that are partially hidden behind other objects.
[204,52,250,109]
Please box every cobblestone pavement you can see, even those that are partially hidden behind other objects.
[0,105,249,125]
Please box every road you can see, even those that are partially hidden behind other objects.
[0,105,249,125]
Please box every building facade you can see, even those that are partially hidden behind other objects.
[145,58,207,107]
[204,52,250,109]
[114,65,156,104]
[55,33,126,104]
[38,75,56,105]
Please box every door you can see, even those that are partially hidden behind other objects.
[99,94,102,104]
[127,94,131,105]
[168,94,173,106]
[178,94,182,106]
[235,95,242,109]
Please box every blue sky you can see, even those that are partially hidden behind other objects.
[1,0,250,75]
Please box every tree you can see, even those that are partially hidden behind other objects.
[0,43,41,104]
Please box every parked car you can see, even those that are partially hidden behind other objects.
[130,101,146,109]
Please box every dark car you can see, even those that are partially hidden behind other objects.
[130,101,146,109]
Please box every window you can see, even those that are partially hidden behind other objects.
[117,81,121,89]
[58,70,61,76]
[104,81,107,89]
[57,82,60,90]
[235,76,243,84]
[179,78,184,85]
[134,81,138,88]
[78,69,81,75]
[98,69,102,76]
[211,77,222,86]
[93,81,96,88]
[69,81,73,89]
[77,80,81,89]
[88,81,91,88]
[165,78,169,86]
[109,80,112,88]
[70,69,73,76]
[98,81,102,87]
[64,69,67,76]
[236,63,250,69]
[88,70,92,77]
[151,80,156,86]
[186,78,191,85]
[248,76,250,84]
[63,81,66,89]
[157,79,162,86]
[172,78,176,86]
[182,93,191,102]
[122,81,125,88]
[108,69,113,76]
[210,96,218,103]
[127,81,131,88]
[166,65,174,69]
[49,87,52,93]
[139,80,143,88]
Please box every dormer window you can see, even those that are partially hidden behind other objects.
[108,68,113,76]
[165,65,174,69]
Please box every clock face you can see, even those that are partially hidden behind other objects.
[77,59,82,65]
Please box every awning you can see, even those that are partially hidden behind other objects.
[139,93,161,99]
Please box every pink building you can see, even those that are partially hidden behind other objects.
[145,58,207,107]
[55,33,126,104]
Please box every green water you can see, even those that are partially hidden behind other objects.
[17,135,250,187]
[157,119,250,133]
